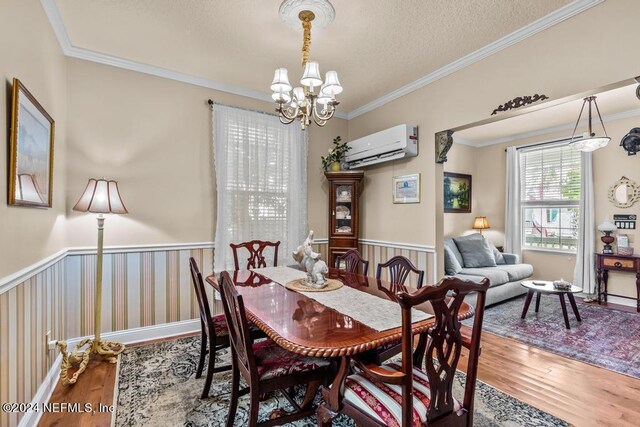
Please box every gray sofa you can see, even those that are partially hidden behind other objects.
[444,236,533,307]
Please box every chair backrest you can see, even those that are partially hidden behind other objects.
[230,240,280,271]
[335,249,369,275]
[189,257,215,339]
[376,255,425,288]
[218,271,258,381]
[394,276,490,427]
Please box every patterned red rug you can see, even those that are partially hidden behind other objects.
[477,296,640,379]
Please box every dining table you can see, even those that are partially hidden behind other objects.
[205,266,475,422]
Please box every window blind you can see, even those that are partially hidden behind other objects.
[519,142,581,252]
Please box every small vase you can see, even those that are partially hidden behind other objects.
[330,162,341,172]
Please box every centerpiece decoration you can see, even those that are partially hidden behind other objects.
[321,136,351,171]
[292,230,330,288]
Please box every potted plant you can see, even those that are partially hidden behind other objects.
[321,136,351,172]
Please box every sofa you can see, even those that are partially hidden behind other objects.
[444,234,533,307]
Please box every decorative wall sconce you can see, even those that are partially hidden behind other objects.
[620,128,640,156]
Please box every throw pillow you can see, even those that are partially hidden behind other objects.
[491,244,506,265]
[444,246,463,275]
[453,235,497,268]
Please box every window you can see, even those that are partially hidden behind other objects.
[520,142,581,252]
[212,104,307,272]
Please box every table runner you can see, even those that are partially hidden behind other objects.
[252,266,432,331]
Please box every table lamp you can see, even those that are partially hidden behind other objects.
[57,178,128,386]
[472,216,490,235]
[597,218,617,254]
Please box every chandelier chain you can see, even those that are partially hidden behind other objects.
[301,18,312,66]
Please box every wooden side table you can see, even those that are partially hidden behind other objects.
[596,253,640,312]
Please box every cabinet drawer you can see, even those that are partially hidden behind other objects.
[602,257,635,270]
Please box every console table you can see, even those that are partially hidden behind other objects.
[596,253,640,312]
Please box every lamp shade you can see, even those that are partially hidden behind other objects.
[472,216,490,230]
[322,71,343,95]
[572,135,611,152]
[15,174,45,204]
[270,68,292,92]
[73,178,128,214]
[597,218,617,232]
[300,61,322,88]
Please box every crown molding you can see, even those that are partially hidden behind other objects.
[39,0,349,120]
[346,0,604,119]
[468,107,640,148]
[41,0,602,122]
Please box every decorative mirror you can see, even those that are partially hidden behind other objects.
[608,176,640,208]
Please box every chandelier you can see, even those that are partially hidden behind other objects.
[271,0,342,130]
[570,95,610,152]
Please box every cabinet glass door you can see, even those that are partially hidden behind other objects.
[334,184,354,236]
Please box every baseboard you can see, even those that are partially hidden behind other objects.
[24,319,200,427]
[605,296,637,309]
[64,319,201,349]
[18,354,62,427]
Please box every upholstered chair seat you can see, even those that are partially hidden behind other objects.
[342,361,463,427]
[252,339,331,381]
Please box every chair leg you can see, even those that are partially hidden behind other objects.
[316,403,335,427]
[195,328,207,379]
[201,335,216,399]
[226,359,240,427]
[248,388,260,427]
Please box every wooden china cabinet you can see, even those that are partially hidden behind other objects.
[325,171,365,268]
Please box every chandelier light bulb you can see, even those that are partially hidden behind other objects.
[272,91,292,104]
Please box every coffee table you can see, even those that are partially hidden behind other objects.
[520,280,582,329]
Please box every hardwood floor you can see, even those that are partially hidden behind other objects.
[39,323,640,427]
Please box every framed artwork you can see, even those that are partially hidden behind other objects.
[444,172,472,213]
[393,173,420,204]
[8,78,55,208]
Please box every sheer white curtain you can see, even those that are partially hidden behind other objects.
[212,104,308,272]
[504,146,522,257]
[573,151,596,294]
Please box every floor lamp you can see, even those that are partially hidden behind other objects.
[57,178,128,386]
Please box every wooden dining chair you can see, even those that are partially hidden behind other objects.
[189,257,264,399]
[219,271,330,427]
[317,276,490,427]
[230,240,280,271]
[335,249,369,275]
[376,255,425,288]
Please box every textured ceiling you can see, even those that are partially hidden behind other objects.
[456,84,640,145]
[56,0,572,111]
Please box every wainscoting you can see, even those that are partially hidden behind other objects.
[0,243,213,427]
[313,238,437,287]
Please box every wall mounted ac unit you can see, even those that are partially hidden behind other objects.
[345,124,418,169]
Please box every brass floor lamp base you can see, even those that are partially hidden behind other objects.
[57,339,125,386]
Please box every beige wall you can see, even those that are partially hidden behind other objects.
[347,0,640,277]
[65,59,343,251]
[471,115,640,298]
[0,0,68,278]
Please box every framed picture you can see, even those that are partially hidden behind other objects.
[393,173,420,204]
[8,78,55,208]
[444,172,472,213]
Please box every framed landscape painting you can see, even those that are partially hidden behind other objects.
[444,172,471,213]
[8,78,55,208]
[393,173,420,204]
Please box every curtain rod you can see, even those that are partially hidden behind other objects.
[207,99,278,118]
[503,137,573,152]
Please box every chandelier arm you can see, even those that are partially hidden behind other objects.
[312,115,327,127]
[570,99,587,140]
[593,98,608,137]
[279,104,299,121]
[279,115,296,125]
[314,106,335,121]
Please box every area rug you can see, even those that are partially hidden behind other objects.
[113,336,568,426]
[477,295,640,379]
